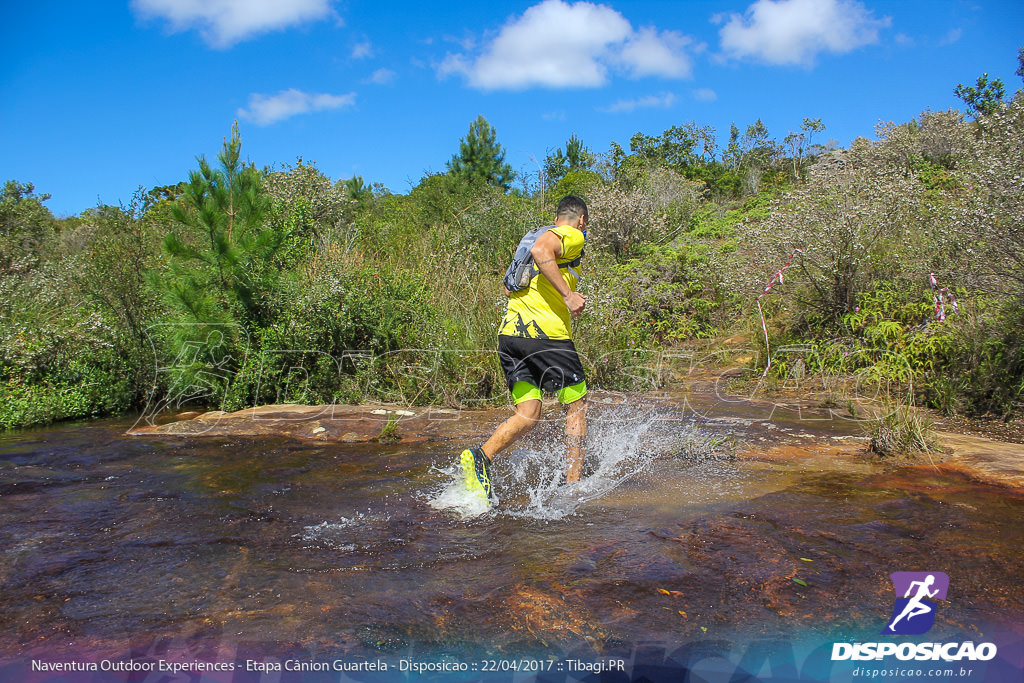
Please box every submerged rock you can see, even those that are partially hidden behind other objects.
[127,403,487,444]
[126,398,1024,492]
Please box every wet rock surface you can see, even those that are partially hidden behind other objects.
[128,390,1024,492]
[935,431,1024,489]
[128,403,471,444]
[2,391,1020,667]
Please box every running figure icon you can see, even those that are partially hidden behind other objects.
[888,574,939,631]
[884,571,949,635]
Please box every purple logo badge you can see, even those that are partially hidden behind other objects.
[883,572,949,635]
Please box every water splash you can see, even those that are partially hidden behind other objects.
[428,467,494,519]
[429,402,739,521]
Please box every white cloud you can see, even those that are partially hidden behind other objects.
[618,28,693,78]
[693,88,717,102]
[443,34,478,51]
[894,32,915,47]
[351,41,373,59]
[438,0,693,90]
[132,0,335,48]
[940,28,962,46]
[717,0,890,66]
[600,92,676,114]
[237,89,356,126]
[368,68,396,85]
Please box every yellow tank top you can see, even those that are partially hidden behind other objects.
[498,225,584,340]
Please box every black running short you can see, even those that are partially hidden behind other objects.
[497,334,586,397]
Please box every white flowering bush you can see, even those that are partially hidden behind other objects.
[955,96,1024,296]
[264,159,360,258]
[728,104,1023,414]
[738,113,971,325]
[588,168,704,260]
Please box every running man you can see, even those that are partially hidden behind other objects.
[460,195,590,505]
[888,574,940,631]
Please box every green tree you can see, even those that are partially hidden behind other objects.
[604,141,627,180]
[958,95,1024,296]
[76,192,161,404]
[741,119,778,168]
[343,175,376,212]
[0,180,54,274]
[447,115,515,190]
[802,117,826,150]
[629,131,662,162]
[158,122,278,328]
[724,123,742,169]
[544,134,595,183]
[145,181,187,207]
[784,118,826,179]
[659,125,699,169]
[783,131,805,179]
[955,72,1006,119]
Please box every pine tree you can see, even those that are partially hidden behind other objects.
[446,115,515,190]
[544,134,594,183]
[954,72,1007,119]
[158,121,278,327]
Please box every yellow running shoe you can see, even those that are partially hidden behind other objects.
[460,448,492,504]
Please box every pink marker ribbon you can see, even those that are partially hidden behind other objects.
[757,249,803,377]
[928,273,958,322]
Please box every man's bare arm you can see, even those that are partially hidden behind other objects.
[530,231,586,316]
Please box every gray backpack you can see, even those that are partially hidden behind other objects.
[502,225,584,292]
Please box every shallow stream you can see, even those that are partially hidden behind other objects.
[0,402,1022,676]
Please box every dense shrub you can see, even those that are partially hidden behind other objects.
[4,93,1024,429]
[0,261,132,429]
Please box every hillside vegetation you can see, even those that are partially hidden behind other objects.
[2,62,1022,430]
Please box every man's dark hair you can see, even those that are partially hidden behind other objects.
[556,195,588,222]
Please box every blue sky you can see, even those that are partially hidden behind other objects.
[1,0,1022,217]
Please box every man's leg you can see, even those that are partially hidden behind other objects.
[482,398,542,458]
[564,397,588,483]
[461,379,541,504]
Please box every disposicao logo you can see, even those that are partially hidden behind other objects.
[831,571,998,663]
[884,571,949,635]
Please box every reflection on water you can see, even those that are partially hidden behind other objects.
[0,406,1022,666]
